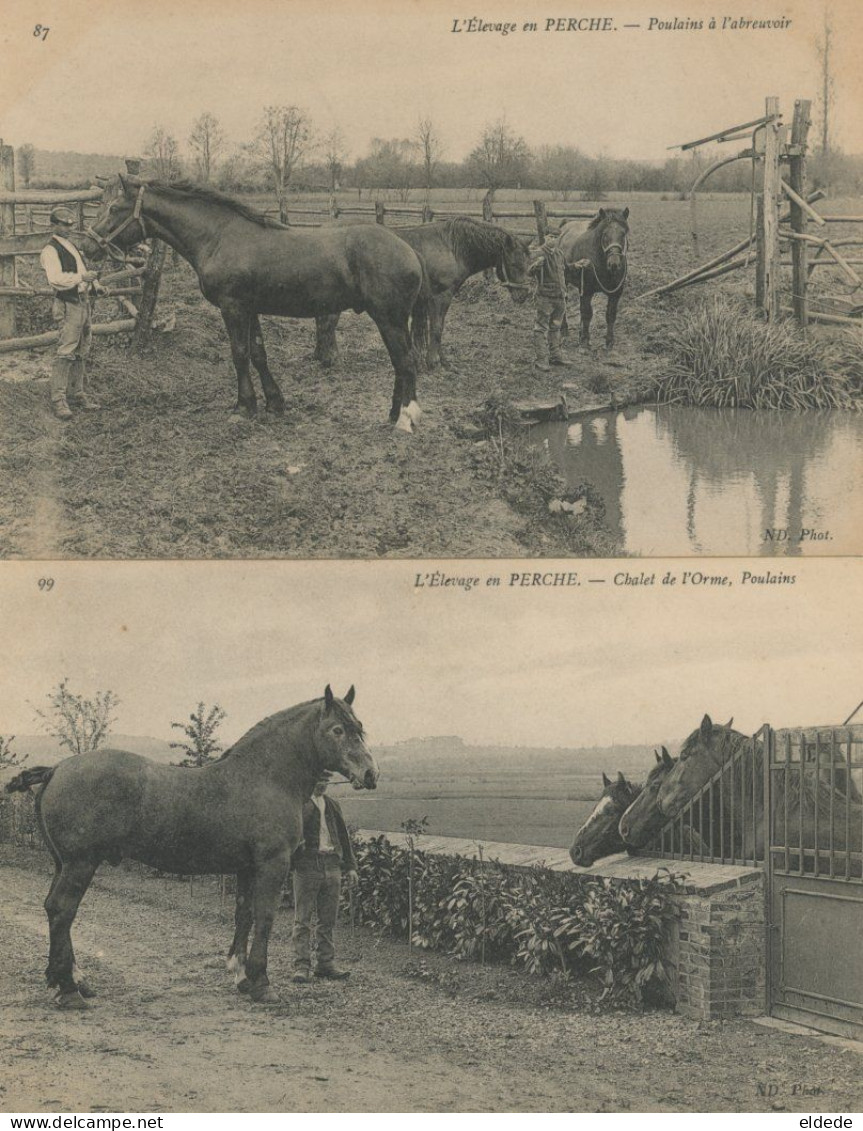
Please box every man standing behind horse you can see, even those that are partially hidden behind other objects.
[528,229,569,372]
[40,207,104,420]
[291,777,358,983]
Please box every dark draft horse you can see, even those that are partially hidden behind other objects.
[89,177,431,431]
[314,217,532,370]
[6,687,378,1008]
[559,207,629,349]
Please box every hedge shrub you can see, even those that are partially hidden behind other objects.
[348,834,681,1006]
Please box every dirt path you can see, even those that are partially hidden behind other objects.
[2,854,861,1114]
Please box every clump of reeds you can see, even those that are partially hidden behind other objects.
[656,297,862,410]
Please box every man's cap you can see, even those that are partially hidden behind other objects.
[50,207,76,227]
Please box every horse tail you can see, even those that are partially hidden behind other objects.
[409,257,432,369]
[5,765,55,795]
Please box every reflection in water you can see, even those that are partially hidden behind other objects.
[538,406,863,556]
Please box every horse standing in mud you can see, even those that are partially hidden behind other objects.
[88,177,430,431]
[314,216,532,371]
[6,687,377,1008]
[559,208,629,349]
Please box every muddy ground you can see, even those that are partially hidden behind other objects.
[1,847,861,1114]
[0,253,663,560]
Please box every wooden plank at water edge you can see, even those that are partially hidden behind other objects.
[512,394,569,421]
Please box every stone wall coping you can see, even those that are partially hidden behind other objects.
[356,829,763,894]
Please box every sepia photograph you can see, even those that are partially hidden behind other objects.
[0,0,861,560]
[0,558,861,1113]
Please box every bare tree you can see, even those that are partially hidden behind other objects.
[415,117,444,204]
[355,138,417,202]
[0,735,27,771]
[254,105,314,222]
[16,144,36,188]
[321,127,347,193]
[188,112,224,182]
[466,119,532,194]
[170,702,227,767]
[32,678,120,757]
[145,125,182,181]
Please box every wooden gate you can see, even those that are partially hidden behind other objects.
[765,725,863,1040]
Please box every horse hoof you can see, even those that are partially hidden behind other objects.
[56,989,91,1011]
[249,984,280,1005]
[394,410,413,434]
[76,980,97,999]
[236,977,251,995]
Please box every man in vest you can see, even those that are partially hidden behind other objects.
[290,778,359,983]
[40,207,104,420]
[528,229,570,372]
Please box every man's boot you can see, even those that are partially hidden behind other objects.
[549,328,570,367]
[50,358,74,420]
[68,358,100,411]
[533,331,550,372]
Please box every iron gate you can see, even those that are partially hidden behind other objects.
[765,725,863,1040]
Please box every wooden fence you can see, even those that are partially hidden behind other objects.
[0,142,166,354]
[642,97,863,330]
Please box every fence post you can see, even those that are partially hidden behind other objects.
[329,193,339,220]
[482,190,495,279]
[422,204,434,224]
[533,200,548,241]
[132,239,167,355]
[375,200,385,225]
[0,140,17,338]
[759,96,782,322]
[789,99,812,331]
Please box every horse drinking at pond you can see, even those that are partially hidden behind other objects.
[559,208,629,349]
[6,686,377,1009]
[89,177,430,431]
[570,771,640,867]
[314,217,532,370]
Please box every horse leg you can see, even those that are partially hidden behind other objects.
[226,868,254,993]
[249,315,285,414]
[374,318,421,433]
[44,858,98,1009]
[244,858,288,1004]
[314,315,341,369]
[605,292,621,350]
[220,307,257,417]
[579,290,594,348]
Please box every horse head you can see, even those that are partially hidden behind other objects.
[594,207,629,275]
[655,714,739,823]
[618,747,675,847]
[89,174,148,261]
[570,770,639,867]
[496,233,532,305]
[313,684,378,790]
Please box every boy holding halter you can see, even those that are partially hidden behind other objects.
[528,229,569,372]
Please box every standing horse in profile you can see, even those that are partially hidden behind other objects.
[314,216,532,371]
[6,686,377,1008]
[89,177,430,431]
[559,208,629,349]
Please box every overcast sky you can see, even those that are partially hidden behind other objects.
[0,560,859,751]
[1,0,861,163]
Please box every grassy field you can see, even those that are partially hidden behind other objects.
[335,772,603,848]
[1,194,860,559]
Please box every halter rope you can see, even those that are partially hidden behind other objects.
[587,232,628,296]
[85,184,149,262]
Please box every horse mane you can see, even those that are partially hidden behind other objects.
[587,208,630,231]
[782,766,862,813]
[143,179,289,230]
[436,216,517,269]
[218,695,364,761]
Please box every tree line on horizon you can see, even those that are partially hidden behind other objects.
[16,107,863,210]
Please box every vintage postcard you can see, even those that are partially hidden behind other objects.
[0,0,860,560]
[0,557,861,1114]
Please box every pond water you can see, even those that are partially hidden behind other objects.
[535,405,863,556]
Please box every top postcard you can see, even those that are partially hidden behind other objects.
[0,0,861,560]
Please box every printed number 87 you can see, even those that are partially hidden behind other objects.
[34,25,50,40]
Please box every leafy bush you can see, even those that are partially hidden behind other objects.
[348,835,681,1006]
[657,297,862,410]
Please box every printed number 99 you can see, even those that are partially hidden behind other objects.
[38,578,54,591]
[34,25,50,40]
